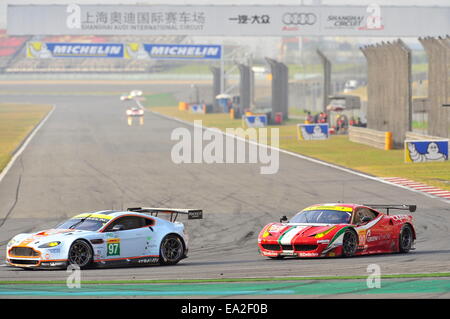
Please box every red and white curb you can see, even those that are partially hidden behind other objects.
[383,177,450,201]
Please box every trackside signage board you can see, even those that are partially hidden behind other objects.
[7,4,450,37]
[27,42,222,60]
[143,44,221,59]
[27,42,124,58]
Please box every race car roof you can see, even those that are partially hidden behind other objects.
[303,203,358,212]
[72,210,148,220]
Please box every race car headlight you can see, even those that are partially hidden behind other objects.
[7,238,19,248]
[38,241,61,248]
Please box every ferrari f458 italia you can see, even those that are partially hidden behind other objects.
[258,203,416,259]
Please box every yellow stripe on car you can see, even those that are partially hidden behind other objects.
[303,206,353,212]
[73,213,113,220]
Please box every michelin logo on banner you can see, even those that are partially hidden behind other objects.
[27,42,221,60]
[143,44,221,59]
[27,42,124,58]
[297,124,329,140]
[124,43,149,59]
[405,140,448,163]
[244,115,268,128]
[190,104,205,114]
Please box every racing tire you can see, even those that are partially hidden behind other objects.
[399,224,413,253]
[342,229,358,257]
[67,239,93,269]
[159,234,185,265]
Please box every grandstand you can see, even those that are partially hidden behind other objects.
[1,32,187,73]
[0,29,29,71]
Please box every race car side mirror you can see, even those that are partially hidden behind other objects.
[280,216,288,223]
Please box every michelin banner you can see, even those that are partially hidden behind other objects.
[28,42,222,60]
[404,140,449,163]
[244,115,268,128]
[27,42,124,58]
[190,104,206,114]
[144,44,221,59]
[297,124,329,140]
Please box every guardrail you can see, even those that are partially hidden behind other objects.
[348,126,392,150]
[405,131,444,141]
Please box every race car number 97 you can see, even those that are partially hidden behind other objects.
[107,239,120,256]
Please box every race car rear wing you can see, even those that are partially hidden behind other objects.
[127,207,203,222]
[364,204,416,215]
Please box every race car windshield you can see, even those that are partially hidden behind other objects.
[56,218,106,231]
[290,210,351,224]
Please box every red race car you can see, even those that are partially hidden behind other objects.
[258,203,416,259]
[126,107,144,117]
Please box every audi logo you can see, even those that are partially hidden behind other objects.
[282,13,317,25]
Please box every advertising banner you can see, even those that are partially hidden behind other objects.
[190,104,206,114]
[297,123,329,140]
[404,140,449,163]
[8,4,450,37]
[27,42,124,58]
[143,44,221,59]
[27,42,222,60]
[244,115,268,128]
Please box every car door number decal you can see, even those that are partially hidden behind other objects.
[107,238,120,256]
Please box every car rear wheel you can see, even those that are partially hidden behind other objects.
[342,229,358,257]
[399,225,413,253]
[159,235,184,265]
[68,240,93,269]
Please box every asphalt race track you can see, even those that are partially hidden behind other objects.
[0,82,449,286]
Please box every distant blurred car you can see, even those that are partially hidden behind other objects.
[120,94,133,101]
[130,90,143,97]
[126,107,144,117]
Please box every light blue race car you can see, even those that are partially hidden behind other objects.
[6,207,202,269]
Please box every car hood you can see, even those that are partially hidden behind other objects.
[261,223,344,240]
[11,229,94,247]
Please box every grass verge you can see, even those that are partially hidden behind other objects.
[0,103,53,173]
[149,105,450,191]
[1,272,450,285]
[144,93,178,107]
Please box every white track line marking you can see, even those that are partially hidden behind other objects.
[151,110,450,205]
[0,105,55,184]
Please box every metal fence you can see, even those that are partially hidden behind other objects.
[418,36,450,138]
[237,63,253,113]
[361,40,412,147]
[265,58,289,120]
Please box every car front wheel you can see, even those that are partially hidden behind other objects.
[68,239,93,269]
[342,229,358,257]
